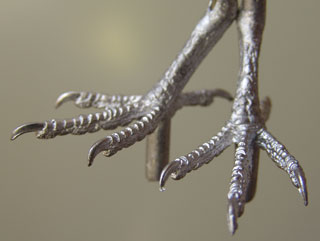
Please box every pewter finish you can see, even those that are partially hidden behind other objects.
[159,123,233,190]
[143,0,238,108]
[146,118,171,182]
[12,0,238,161]
[159,0,307,234]
[11,89,231,141]
[55,91,143,109]
[257,128,308,205]
[11,0,308,235]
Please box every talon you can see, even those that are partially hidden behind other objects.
[227,198,238,235]
[11,123,45,140]
[159,161,181,191]
[294,168,308,206]
[213,89,233,101]
[260,96,272,122]
[87,137,112,166]
[55,91,80,108]
[9,0,307,234]
[257,129,308,206]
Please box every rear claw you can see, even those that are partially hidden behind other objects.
[87,137,112,166]
[159,161,181,191]
[294,168,308,206]
[11,123,45,140]
[213,89,233,101]
[55,91,81,108]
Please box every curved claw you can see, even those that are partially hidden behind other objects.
[294,168,308,206]
[55,91,81,108]
[257,129,309,206]
[159,161,181,191]
[213,89,233,101]
[87,137,112,167]
[227,198,239,235]
[11,123,45,140]
[260,96,271,122]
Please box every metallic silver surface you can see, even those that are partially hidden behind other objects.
[159,0,307,234]
[146,118,171,182]
[11,0,308,235]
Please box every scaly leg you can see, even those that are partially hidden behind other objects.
[11,0,307,235]
[12,0,237,162]
[160,0,308,235]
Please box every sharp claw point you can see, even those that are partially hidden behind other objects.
[159,186,166,192]
[224,92,234,101]
[228,222,237,236]
[11,123,45,140]
[294,169,308,206]
[87,137,110,166]
[212,89,233,101]
[227,213,237,235]
[159,161,181,191]
[299,181,308,206]
[227,199,238,235]
[220,89,233,101]
[55,91,80,108]
[301,189,308,206]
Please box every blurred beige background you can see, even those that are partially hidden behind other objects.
[1,0,319,240]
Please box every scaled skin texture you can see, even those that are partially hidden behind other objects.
[12,0,307,235]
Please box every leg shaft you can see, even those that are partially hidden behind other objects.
[145,118,171,181]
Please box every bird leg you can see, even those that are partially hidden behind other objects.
[11,0,307,235]
[160,0,308,235]
[12,0,237,164]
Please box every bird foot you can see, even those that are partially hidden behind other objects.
[160,98,308,234]
[10,0,308,235]
[11,89,232,167]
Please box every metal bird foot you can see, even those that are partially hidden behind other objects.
[11,0,308,235]
[11,89,232,166]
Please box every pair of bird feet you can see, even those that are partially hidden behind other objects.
[11,0,307,235]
